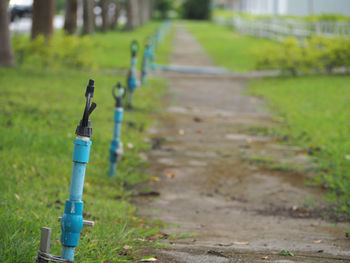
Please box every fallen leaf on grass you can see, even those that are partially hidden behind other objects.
[151,177,159,182]
[314,240,322,244]
[123,245,132,250]
[139,257,157,262]
[261,256,269,260]
[165,171,176,179]
[232,241,249,245]
[127,143,134,149]
[14,194,20,200]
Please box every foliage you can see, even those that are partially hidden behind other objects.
[12,34,98,70]
[154,0,173,19]
[182,0,211,20]
[213,9,350,22]
[185,21,279,72]
[249,75,350,215]
[256,36,350,75]
[56,0,66,13]
[11,22,174,71]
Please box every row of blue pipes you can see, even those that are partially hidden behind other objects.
[36,21,172,263]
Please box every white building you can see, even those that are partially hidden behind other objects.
[217,0,350,17]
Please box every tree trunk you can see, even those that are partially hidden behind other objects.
[0,0,14,67]
[126,0,139,30]
[110,2,121,30]
[64,0,78,34]
[140,0,151,25]
[148,0,154,21]
[83,0,95,34]
[31,0,56,39]
[101,0,110,32]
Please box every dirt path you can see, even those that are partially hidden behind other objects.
[136,26,350,262]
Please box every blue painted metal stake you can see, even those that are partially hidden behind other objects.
[36,79,97,263]
[127,40,139,109]
[108,82,125,178]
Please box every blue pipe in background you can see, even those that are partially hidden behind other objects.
[141,41,153,85]
[108,83,125,178]
[127,40,139,109]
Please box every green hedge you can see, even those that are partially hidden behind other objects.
[256,36,350,75]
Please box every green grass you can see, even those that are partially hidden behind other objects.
[154,25,175,65]
[0,22,172,263]
[213,9,235,19]
[185,21,278,72]
[249,75,350,213]
[94,22,174,70]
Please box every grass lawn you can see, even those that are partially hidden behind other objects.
[0,22,172,263]
[249,75,350,213]
[94,21,174,70]
[185,21,278,72]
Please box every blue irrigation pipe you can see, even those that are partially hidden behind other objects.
[108,82,125,178]
[141,40,153,85]
[36,80,97,263]
[127,40,139,109]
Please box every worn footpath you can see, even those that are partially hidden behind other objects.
[135,26,350,263]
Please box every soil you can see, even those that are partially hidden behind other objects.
[135,26,350,263]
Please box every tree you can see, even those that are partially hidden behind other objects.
[182,0,211,20]
[139,0,151,24]
[0,0,14,67]
[31,0,56,39]
[83,0,95,34]
[109,1,122,30]
[155,0,171,19]
[64,0,78,34]
[101,0,111,31]
[148,0,154,21]
[126,0,139,30]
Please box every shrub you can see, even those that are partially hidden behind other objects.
[12,33,98,70]
[256,36,350,75]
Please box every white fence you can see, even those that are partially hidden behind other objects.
[215,16,350,41]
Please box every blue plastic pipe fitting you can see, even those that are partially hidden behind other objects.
[60,80,96,262]
[127,40,139,109]
[108,108,124,177]
[108,82,125,178]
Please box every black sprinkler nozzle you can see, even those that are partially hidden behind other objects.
[76,79,97,137]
